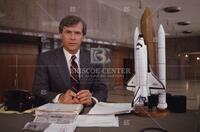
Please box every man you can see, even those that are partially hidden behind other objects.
[32,15,107,106]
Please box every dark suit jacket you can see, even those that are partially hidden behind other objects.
[32,47,107,104]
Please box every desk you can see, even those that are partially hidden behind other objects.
[0,109,199,132]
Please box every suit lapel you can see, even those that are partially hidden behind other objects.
[55,48,71,88]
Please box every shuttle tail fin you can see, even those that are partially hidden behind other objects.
[147,72,165,89]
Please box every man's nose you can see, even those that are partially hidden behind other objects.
[70,33,75,39]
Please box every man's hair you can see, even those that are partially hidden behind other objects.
[59,15,87,35]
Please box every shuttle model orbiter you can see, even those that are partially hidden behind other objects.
[127,28,167,110]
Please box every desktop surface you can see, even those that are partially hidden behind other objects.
[0,107,199,132]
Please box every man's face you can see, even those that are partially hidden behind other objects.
[60,22,84,54]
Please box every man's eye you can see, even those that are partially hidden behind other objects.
[75,31,81,35]
[65,31,72,34]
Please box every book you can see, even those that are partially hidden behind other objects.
[35,103,84,116]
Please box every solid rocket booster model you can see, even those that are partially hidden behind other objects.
[158,25,166,86]
[127,30,167,109]
[157,24,167,109]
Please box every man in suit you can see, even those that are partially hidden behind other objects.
[32,15,107,106]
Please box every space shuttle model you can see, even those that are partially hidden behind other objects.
[127,25,167,110]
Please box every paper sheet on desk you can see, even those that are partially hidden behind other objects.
[76,115,119,127]
[44,123,76,132]
[88,102,132,115]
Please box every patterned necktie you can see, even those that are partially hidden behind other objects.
[70,55,79,93]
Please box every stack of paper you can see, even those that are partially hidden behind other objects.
[24,103,83,132]
[88,102,132,115]
[33,113,77,124]
[35,103,83,115]
[34,103,83,124]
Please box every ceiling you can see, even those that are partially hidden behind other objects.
[0,0,200,45]
[96,0,200,37]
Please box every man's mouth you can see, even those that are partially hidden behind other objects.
[69,43,77,45]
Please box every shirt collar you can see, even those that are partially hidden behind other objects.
[63,48,80,63]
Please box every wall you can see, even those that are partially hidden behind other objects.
[166,36,200,80]
[0,0,136,44]
[0,34,40,102]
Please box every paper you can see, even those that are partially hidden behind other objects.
[36,103,83,115]
[34,114,77,124]
[44,123,76,132]
[23,103,81,132]
[23,121,50,131]
[88,102,132,115]
[76,115,119,127]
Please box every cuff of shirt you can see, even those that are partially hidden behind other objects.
[91,97,98,104]
[52,93,62,103]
